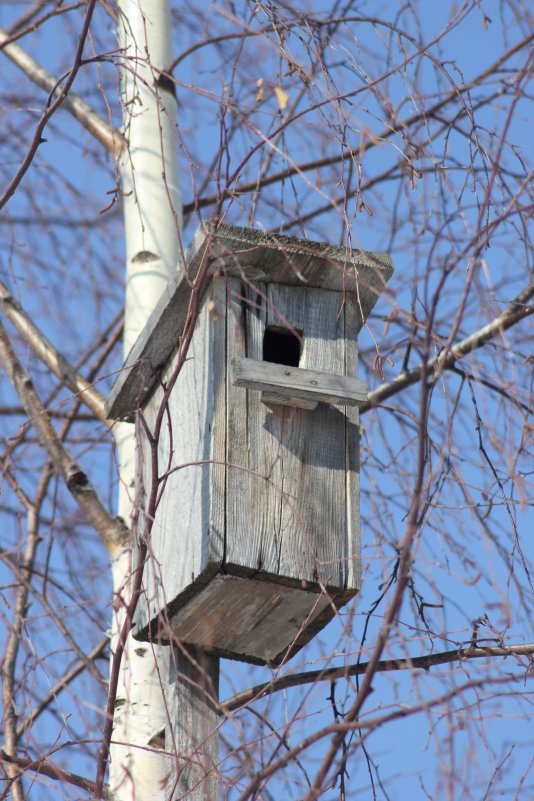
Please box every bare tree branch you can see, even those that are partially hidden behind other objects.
[0,26,122,157]
[233,671,531,801]
[224,643,534,712]
[181,32,534,214]
[0,749,108,798]
[0,0,114,209]
[5,1,85,39]
[361,281,534,413]
[16,637,109,739]
[0,278,110,425]
[0,320,126,554]
[1,466,52,801]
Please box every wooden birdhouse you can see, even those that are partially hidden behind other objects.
[107,224,393,665]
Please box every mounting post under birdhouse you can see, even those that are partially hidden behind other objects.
[107,223,393,666]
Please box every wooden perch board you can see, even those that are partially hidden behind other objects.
[232,357,368,408]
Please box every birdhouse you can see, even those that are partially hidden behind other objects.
[107,224,393,665]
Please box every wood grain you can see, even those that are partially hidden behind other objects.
[134,280,226,634]
[166,645,219,801]
[225,282,358,591]
[232,357,368,407]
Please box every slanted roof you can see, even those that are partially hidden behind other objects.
[106,223,393,421]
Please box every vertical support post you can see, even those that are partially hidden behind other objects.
[112,0,182,794]
[165,647,220,800]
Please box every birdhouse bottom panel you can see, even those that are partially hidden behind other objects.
[161,573,355,666]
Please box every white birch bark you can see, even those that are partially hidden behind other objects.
[111,0,181,798]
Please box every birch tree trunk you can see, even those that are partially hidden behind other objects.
[110,0,181,798]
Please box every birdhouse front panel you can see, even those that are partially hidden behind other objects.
[225,279,361,591]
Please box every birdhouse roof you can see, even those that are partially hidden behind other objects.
[106,223,393,420]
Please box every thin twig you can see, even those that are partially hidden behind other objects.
[181,32,534,214]
[0,0,114,209]
[0,25,122,157]
[16,637,109,738]
[1,464,52,801]
[0,749,108,798]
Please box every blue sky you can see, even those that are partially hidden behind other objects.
[0,1,532,798]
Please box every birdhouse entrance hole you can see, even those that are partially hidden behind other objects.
[263,325,302,367]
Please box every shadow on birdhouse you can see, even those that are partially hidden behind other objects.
[107,223,393,665]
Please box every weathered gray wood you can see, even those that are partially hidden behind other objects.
[166,646,219,801]
[107,267,196,421]
[226,282,356,591]
[134,280,226,635]
[232,357,368,407]
[107,223,393,421]
[206,223,393,297]
[262,390,318,410]
[167,574,335,664]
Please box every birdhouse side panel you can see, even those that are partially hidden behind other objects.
[134,281,227,634]
[225,280,354,590]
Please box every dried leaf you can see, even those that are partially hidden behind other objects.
[256,78,264,103]
[383,308,398,335]
[358,201,373,217]
[274,86,289,111]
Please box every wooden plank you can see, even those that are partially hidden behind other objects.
[133,282,226,636]
[268,285,349,589]
[226,280,280,582]
[207,223,394,299]
[207,278,227,568]
[262,390,317,410]
[226,283,351,590]
[166,646,219,801]
[106,225,219,421]
[168,575,332,664]
[232,357,368,407]
[106,267,195,421]
[107,223,393,421]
